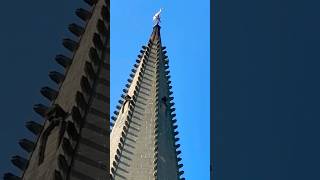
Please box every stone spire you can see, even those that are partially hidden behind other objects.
[4,0,110,179]
[110,24,185,180]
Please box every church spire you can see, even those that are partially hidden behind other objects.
[110,21,185,180]
[4,0,110,179]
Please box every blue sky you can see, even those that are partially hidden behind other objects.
[111,0,210,179]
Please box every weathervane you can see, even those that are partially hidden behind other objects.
[153,8,163,25]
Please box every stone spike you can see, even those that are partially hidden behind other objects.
[127,78,133,83]
[33,104,48,117]
[75,91,87,110]
[68,23,84,37]
[111,167,115,174]
[171,114,177,118]
[178,171,185,176]
[97,19,107,36]
[93,33,103,50]
[101,5,107,20]
[55,54,72,68]
[84,61,96,79]
[113,110,119,115]
[19,139,35,153]
[11,156,28,171]
[89,47,101,64]
[112,161,117,167]
[80,76,92,94]
[40,87,58,101]
[49,71,64,84]
[75,8,92,21]
[62,38,78,52]
[122,88,128,93]
[25,121,43,135]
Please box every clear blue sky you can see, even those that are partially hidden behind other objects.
[111,0,210,179]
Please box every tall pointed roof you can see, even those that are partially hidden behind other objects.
[110,24,185,179]
[4,0,110,179]
[150,24,161,41]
